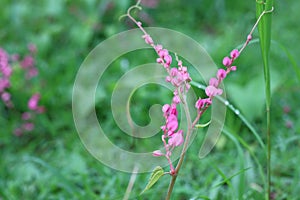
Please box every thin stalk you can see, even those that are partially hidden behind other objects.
[166,95,193,200]
[256,0,274,199]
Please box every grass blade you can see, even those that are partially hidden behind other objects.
[256,1,274,199]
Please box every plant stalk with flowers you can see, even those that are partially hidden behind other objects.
[121,1,274,199]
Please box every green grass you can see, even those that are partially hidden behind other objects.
[1,0,300,199]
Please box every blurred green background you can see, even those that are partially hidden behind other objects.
[0,0,299,199]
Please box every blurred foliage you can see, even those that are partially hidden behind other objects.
[0,0,299,199]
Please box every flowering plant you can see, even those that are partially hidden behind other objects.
[0,44,45,136]
[121,1,274,199]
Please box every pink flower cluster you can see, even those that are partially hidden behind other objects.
[0,44,45,136]
[0,48,13,107]
[135,22,193,172]
[195,49,240,113]
[14,93,44,136]
[20,44,39,79]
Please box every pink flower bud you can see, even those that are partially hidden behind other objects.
[209,77,218,87]
[169,104,178,116]
[142,34,153,45]
[165,76,171,82]
[158,49,169,58]
[152,150,164,157]
[247,34,252,41]
[164,54,172,66]
[195,98,205,110]
[162,104,170,113]
[217,69,227,80]
[170,68,178,77]
[172,95,180,104]
[230,49,240,59]
[230,66,237,71]
[155,44,163,52]
[222,56,232,67]
[156,58,163,64]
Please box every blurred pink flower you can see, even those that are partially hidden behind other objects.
[28,43,37,54]
[22,112,32,120]
[28,93,40,110]
[21,56,34,69]
[0,78,10,93]
[26,67,38,79]
[1,92,10,102]
[23,122,34,131]
[14,128,23,136]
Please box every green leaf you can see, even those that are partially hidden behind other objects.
[195,120,211,128]
[141,166,165,194]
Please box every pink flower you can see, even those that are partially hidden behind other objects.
[21,56,34,69]
[209,77,218,87]
[1,66,12,77]
[14,128,23,136]
[230,49,240,59]
[164,54,172,66]
[1,92,10,102]
[22,112,32,120]
[205,85,223,97]
[158,49,169,58]
[26,67,38,79]
[169,104,178,116]
[168,130,184,147]
[28,93,40,110]
[172,95,180,104]
[165,76,171,82]
[11,54,20,61]
[222,56,232,67]
[162,104,170,114]
[152,150,164,157]
[28,43,37,54]
[23,122,34,131]
[155,44,163,52]
[142,34,153,45]
[156,58,163,64]
[217,69,227,80]
[0,78,10,93]
[195,98,205,110]
[170,68,178,77]
[166,114,178,132]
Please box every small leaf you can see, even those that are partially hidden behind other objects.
[195,120,211,128]
[140,166,165,194]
